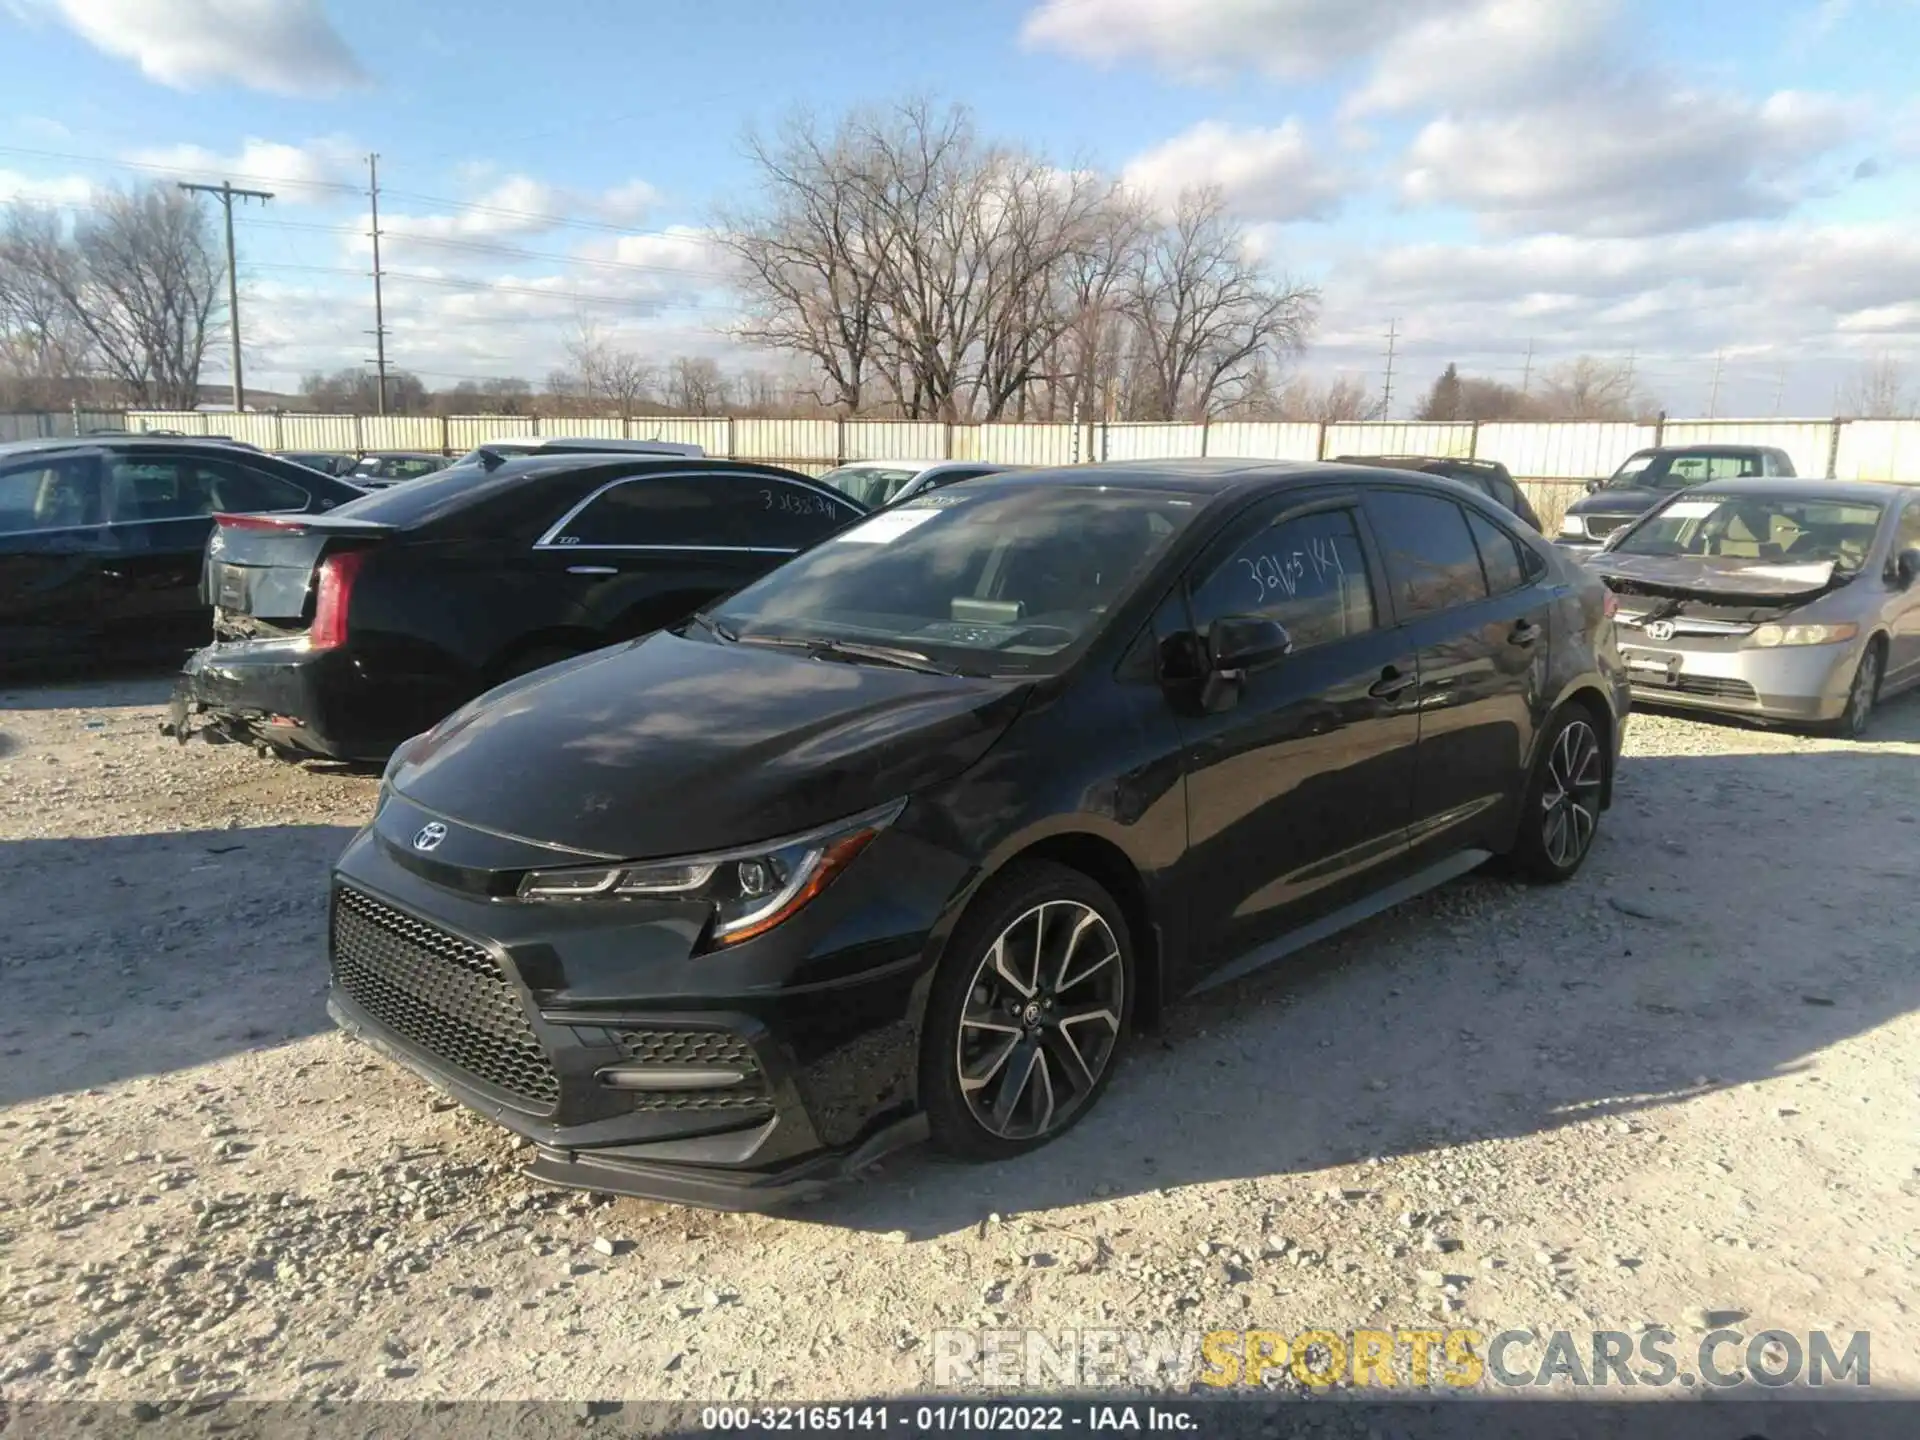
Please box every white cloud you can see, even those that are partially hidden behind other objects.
[1021,0,1461,80]
[371,176,664,249]
[1122,120,1348,221]
[1400,88,1858,236]
[125,136,361,204]
[1349,0,1620,113]
[0,168,94,205]
[36,0,365,95]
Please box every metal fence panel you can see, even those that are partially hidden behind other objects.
[1203,421,1323,460]
[360,416,445,450]
[277,414,359,450]
[1832,420,1920,481]
[217,414,282,448]
[128,411,209,434]
[1476,422,1653,480]
[1325,422,1476,458]
[972,424,1081,467]
[1098,423,1207,460]
[733,418,840,467]
[636,417,730,454]
[538,415,624,440]
[445,416,536,449]
[1659,420,1836,479]
[843,422,948,461]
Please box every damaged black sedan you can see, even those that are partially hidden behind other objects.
[1595,477,1920,736]
[326,460,1627,1208]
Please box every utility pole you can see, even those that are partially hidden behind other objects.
[1772,362,1789,417]
[1706,351,1725,418]
[178,180,272,413]
[366,154,390,416]
[1381,319,1399,419]
[1520,339,1534,396]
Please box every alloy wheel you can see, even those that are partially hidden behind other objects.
[1842,647,1880,736]
[954,900,1125,1142]
[1540,719,1604,870]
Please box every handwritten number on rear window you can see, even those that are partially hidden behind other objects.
[761,488,840,517]
[1242,536,1346,604]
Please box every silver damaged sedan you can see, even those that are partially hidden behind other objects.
[1592,478,1920,737]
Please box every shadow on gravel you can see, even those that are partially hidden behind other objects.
[0,822,357,1105]
[804,720,1920,1234]
[0,662,180,712]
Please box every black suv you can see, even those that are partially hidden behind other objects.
[1558,446,1796,553]
[0,437,366,669]
[1333,455,1542,532]
[170,455,867,762]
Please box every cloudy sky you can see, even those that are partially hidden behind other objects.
[0,0,1915,415]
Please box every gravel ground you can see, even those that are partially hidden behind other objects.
[2,672,1918,1404]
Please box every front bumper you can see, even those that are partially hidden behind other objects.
[325,812,958,1209]
[1615,634,1858,722]
[168,638,393,762]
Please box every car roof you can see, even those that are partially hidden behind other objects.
[1333,454,1508,473]
[358,450,442,458]
[1686,476,1905,503]
[0,435,262,458]
[1630,444,1787,457]
[977,457,1441,498]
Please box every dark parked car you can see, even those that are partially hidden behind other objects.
[0,438,365,669]
[168,456,867,761]
[818,460,1010,509]
[1333,455,1542,532]
[349,451,450,487]
[324,459,1629,1208]
[1558,446,1796,552]
[285,452,360,478]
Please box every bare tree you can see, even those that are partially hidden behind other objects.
[1121,188,1319,421]
[1418,363,1540,422]
[300,366,428,414]
[666,356,730,415]
[1275,374,1383,423]
[563,317,657,419]
[1,187,222,408]
[1839,355,1915,419]
[1536,356,1641,421]
[0,206,97,409]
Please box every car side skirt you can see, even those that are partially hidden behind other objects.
[1186,848,1494,996]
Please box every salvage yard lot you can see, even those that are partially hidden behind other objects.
[2,677,1918,1400]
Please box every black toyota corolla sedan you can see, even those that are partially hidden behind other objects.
[329,460,1630,1208]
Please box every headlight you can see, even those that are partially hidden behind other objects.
[1748,622,1858,648]
[515,798,907,947]
[1559,515,1588,538]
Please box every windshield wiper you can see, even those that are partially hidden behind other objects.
[736,633,961,676]
[684,610,737,642]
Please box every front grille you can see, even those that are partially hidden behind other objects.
[614,1028,771,1116]
[332,887,560,1111]
[1586,515,1631,538]
[1639,674,1759,703]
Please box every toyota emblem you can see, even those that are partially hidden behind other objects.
[1644,620,1675,642]
[412,822,448,852]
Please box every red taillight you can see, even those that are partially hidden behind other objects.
[215,512,308,533]
[310,549,367,650]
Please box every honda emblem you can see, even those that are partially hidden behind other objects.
[1644,620,1675,642]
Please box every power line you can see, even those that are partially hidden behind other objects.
[179,181,274,411]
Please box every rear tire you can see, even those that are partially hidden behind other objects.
[1820,639,1882,740]
[919,861,1134,1163]
[1505,704,1607,883]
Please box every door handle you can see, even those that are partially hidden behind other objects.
[567,565,618,576]
[1508,619,1542,646]
[1368,665,1416,700]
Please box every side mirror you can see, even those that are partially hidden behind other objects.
[1584,479,1601,495]
[1211,615,1293,673]
[1897,547,1920,589]
[1199,616,1291,713]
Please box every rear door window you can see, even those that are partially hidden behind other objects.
[1364,489,1491,619]
[733,476,863,550]
[554,476,732,548]
[1466,509,1528,596]
[199,460,311,514]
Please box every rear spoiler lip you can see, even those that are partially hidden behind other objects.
[213,511,398,534]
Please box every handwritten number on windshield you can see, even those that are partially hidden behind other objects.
[761,488,840,517]
[1241,535,1346,604]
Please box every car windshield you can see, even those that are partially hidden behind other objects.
[708,485,1198,675]
[1613,494,1884,571]
[1602,451,1766,490]
[820,464,920,508]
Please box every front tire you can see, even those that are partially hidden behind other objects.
[920,861,1134,1163]
[1821,639,1882,740]
[1506,705,1607,883]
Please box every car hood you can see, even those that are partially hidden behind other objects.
[389,631,1032,859]
[1594,553,1843,604]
